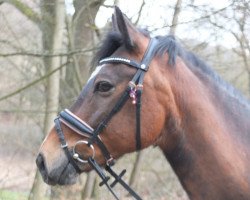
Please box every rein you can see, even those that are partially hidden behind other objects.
[54,38,158,199]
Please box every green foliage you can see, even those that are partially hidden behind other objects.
[0,189,28,200]
[0,189,49,200]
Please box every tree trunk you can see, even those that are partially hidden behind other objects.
[42,0,65,133]
[72,0,104,81]
[81,171,96,199]
[169,0,182,35]
[128,151,146,189]
[28,170,47,200]
[29,0,65,199]
[70,1,104,198]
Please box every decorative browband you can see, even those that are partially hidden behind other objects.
[99,57,148,71]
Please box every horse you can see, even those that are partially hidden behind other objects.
[36,6,250,200]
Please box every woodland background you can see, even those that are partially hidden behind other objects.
[0,0,249,199]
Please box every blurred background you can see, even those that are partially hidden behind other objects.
[0,0,249,199]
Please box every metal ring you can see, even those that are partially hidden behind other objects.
[72,140,95,163]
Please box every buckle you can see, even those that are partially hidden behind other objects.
[106,157,115,166]
[61,142,68,149]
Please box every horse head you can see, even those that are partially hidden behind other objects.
[36,7,173,186]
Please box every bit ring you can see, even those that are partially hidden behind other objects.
[72,140,95,163]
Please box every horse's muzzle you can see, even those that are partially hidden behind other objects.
[36,153,56,185]
[36,154,56,185]
[36,153,78,185]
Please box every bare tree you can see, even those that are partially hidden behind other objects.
[72,0,105,82]
[29,0,66,199]
[199,0,250,95]
[170,0,182,35]
[69,1,105,199]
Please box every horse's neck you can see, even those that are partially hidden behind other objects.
[160,60,250,199]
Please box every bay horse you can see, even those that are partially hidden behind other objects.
[36,7,250,200]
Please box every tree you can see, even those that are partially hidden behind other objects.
[193,0,250,95]
[29,0,66,199]
[71,1,105,199]
[170,0,182,35]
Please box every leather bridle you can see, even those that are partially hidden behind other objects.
[54,38,158,199]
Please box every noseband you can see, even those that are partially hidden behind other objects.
[54,38,158,199]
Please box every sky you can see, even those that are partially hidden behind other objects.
[95,0,230,27]
[65,0,236,48]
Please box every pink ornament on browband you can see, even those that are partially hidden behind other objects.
[129,88,137,104]
[129,81,137,104]
[128,82,144,105]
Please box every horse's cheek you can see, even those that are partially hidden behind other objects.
[141,104,166,147]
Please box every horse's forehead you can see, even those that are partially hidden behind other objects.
[75,66,107,103]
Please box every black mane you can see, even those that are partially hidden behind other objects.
[155,35,250,108]
[92,32,123,67]
[93,31,250,108]
[92,29,150,67]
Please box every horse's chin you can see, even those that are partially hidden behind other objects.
[42,162,79,186]
[57,163,79,185]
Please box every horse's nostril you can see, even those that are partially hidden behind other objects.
[36,153,46,174]
[36,154,57,185]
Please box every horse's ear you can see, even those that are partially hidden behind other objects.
[111,14,119,32]
[113,6,141,50]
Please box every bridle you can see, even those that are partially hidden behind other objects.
[54,38,158,199]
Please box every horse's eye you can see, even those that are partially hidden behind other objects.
[95,81,114,93]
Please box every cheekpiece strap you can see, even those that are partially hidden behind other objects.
[140,38,159,70]
[54,118,82,173]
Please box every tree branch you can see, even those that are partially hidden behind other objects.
[0,61,70,102]
[170,0,182,35]
[134,0,145,25]
[0,47,96,57]
[2,0,41,25]
[150,2,233,32]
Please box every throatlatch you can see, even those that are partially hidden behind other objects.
[53,38,158,200]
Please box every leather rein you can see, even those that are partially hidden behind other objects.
[54,38,158,199]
